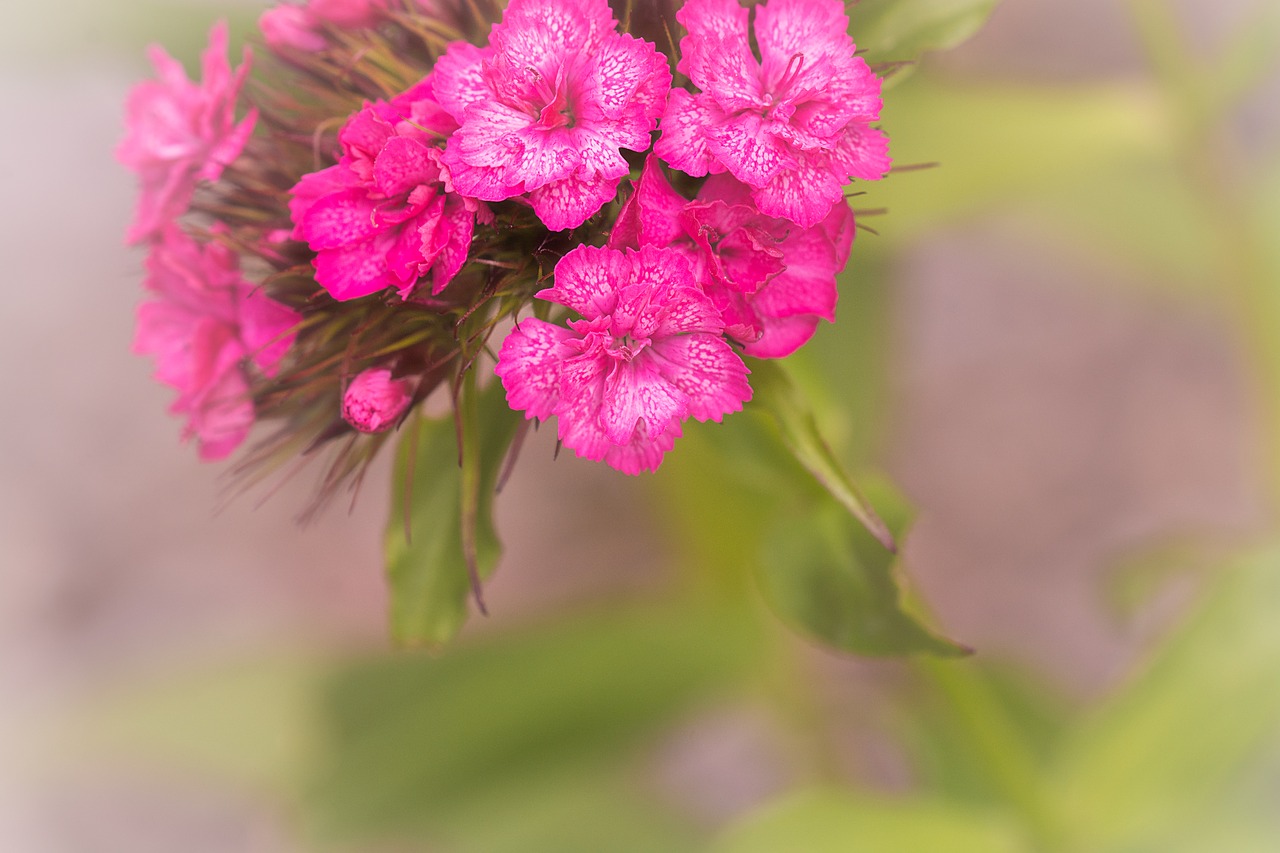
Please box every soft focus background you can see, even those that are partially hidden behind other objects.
[3,0,1280,849]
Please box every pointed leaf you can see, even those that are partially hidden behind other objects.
[850,0,1001,66]
[748,358,895,551]
[384,378,523,647]
[758,496,968,657]
[305,604,760,844]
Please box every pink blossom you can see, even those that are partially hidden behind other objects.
[134,226,300,459]
[495,244,752,474]
[260,6,329,52]
[610,158,853,358]
[289,77,486,301]
[342,367,414,432]
[260,0,412,52]
[653,0,890,229]
[117,22,258,244]
[433,0,672,231]
[308,0,392,27]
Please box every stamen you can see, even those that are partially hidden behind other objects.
[776,52,805,94]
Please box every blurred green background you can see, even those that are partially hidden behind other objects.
[2,0,1279,849]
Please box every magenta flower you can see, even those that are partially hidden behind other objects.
[117,22,257,244]
[134,226,300,459]
[260,0,423,52]
[289,77,487,301]
[495,244,751,474]
[610,158,853,358]
[260,5,329,52]
[653,0,889,229]
[342,367,414,433]
[432,0,672,231]
[306,0,392,26]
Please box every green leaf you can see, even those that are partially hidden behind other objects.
[850,0,1001,66]
[757,495,968,657]
[893,662,1073,808]
[384,378,522,647]
[304,603,760,846]
[748,358,894,551]
[713,789,1025,853]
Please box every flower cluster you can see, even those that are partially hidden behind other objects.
[120,0,889,484]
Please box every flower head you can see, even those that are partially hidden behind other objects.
[134,226,300,459]
[654,0,889,228]
[289,77,486,301]
[433,0,672,231]
[495,244,752,474]
[611,158,853,357]
[117,21,257,244]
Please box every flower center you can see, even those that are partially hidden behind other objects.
[608,332,648,361]
[763,52,806,120]
[530,64,575,129]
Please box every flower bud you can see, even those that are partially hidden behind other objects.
[341,368,413,433]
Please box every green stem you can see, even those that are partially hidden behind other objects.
[915,658,1065,850]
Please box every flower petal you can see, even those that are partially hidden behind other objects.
[432,41,491,124]
[600,356,688,445]
[238,288,300,376]
[751,148,843,228]
[654,89,723,178]
[704,111,796,188]
[527,171,621,231]
[741,313,821,358]
[609,156,689,250]
[648,333,752,421]
[495,318,577,421]
[542,244,628,318]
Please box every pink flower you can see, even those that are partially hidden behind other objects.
[308,0,392,26]
[342,367,414,432]
[260,5,329,52]
[260,0,407,52]
[117,22,258,244]
[289,77,486,301]
[134,226,300,459]
[653,0,890,228]
[610,158,853,358]
[495,244,752,474]
[432,0,672,231]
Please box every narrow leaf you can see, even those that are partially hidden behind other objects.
[384,378,522,647]
[306,604,760,843]
[758,498,969,657]
[850,0,1001,66]
[748,358,895,551]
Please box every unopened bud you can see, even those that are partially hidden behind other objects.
[341,368,413,433]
